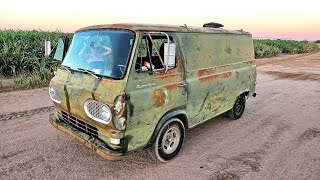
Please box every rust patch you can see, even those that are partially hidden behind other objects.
[221,72,232,78]
[93,93,101,99]
[164,83,178,91]
[110,23,134,29]
[199,72,233,83]
[244,60,255,65]
[198,68,216,77]
[198,65,231,77]
[100,79,116,87]
[154,69,178,80]
[220,64,231,71]
[176,53,186,80]
[153,89,166,108]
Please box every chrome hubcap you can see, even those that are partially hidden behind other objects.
[161,126,181,154]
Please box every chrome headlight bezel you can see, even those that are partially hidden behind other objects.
[49,86,62,104]
[84,99,112,124]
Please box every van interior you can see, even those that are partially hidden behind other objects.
[135,34,175,72]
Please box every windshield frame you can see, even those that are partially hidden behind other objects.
[62,29,136,80]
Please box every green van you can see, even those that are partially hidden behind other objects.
[47,23,256,162]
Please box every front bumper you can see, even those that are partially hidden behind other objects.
[49,113,123,161]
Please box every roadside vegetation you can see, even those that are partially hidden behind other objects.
[0,29,72,89]
[0,29,319,90]
[254,39,319,58]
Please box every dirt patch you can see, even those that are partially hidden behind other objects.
[1,150,26,160]
[0,106,53,121]
[210,152,262,179]
[299,128,320,141]
[213,171,240,180]
[0,78,14,93]
[232,152,262,172]
[255,52,318,66]
[263,71,320,81]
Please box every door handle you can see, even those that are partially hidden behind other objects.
[178,82,187,87]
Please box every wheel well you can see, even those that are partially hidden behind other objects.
[172,114,188,129]
[147,111,188,147]
[241,91,249,98]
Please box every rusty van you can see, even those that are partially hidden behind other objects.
[47,22,256,162]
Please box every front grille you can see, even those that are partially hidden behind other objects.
[61,111,99,139]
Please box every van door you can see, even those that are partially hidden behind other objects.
[124,32,187,151]
[178,33,234,127]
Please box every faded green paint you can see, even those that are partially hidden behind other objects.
[124,33,187,151]
[177,33,256,127]
[48,23,256,160]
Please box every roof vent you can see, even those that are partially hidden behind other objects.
[203,22,224,28]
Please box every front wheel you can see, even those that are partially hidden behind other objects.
[148,118,185,162]
[227,95,246,120]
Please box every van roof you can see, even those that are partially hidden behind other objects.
[76,23,251,35]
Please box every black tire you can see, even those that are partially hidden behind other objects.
[148,118,185,162]
[227,95,246,120]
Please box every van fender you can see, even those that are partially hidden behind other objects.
[231,89,249,105]
[147,106,188,147]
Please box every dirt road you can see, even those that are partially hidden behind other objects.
[1,53,319,180]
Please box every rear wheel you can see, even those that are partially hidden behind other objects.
[227,95,246,120]
[148,118,185,162]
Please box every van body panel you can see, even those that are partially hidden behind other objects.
[49,69,128,146]
[177,33,256,127]
[124,32,187,151]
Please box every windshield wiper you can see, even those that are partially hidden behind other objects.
[76,68,101,79]
[59,65,72,74]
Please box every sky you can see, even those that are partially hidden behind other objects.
[1,0,319,40]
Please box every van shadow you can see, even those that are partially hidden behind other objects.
[70,114,235,174]
[116,113,232,164]
[182,114,233,151]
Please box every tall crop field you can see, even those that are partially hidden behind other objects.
[254,39,319,58]
[0,30,72,77]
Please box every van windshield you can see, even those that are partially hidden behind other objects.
[62,30,134,79]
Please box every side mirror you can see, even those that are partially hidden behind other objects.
[45,40,51,57]
[53,38,65,62]
[164,43,176,70]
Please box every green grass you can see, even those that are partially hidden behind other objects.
[0,29,72,76]
[254,39,319,58]
[0,29,72,89]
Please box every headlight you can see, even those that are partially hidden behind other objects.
[49,86,62,104]
[84,99,112,124]
[113,95,126,130]
[113,96,125,117]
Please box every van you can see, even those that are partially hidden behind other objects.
[47,23,256,162]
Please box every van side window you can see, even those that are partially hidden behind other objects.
[135,34,175,73]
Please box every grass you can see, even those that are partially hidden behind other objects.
[254,39,319,58]
[0,29,72,89]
